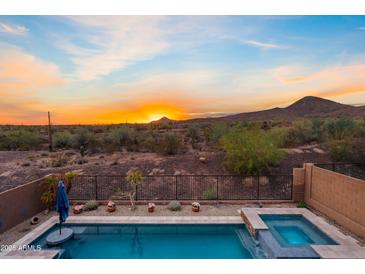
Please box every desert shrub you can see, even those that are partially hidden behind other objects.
[325,117,356,140]
[53,131,73,149]
[84,200,99,211]
[158,133,183,155]
[168,200,182,211]
[325,138,365,162]
[126,169,143,210]
[268,127,289,148]
[72,128,101,153]
[64,171,78,194]
[72,128,91,149]
[284,120,315,147]
[138,132,158,152]
[40,176,58,209]
[202,188,217,200]
[50,153,69,167]
[209,122,229,145]
[220,128,283,175]
[109,126,136,150]
[311,118,323,141]
[187,125,200,147]
[297,201,306,208]
[0,129,42,150]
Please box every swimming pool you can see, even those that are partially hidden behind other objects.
[31,224,267,259]
[260,214,337,247]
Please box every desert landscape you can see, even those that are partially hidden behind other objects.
[1,96,364,192]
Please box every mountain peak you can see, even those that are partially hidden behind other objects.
[150,116,174,124]
[286,96,353,115]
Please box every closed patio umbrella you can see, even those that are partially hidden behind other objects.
[56,180,69,234]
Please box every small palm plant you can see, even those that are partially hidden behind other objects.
[40,175,58,209]
[126,169,143,210]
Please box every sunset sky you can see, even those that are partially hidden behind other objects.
[1,16,365,124]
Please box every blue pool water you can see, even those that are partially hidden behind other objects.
[31,224,266,259]
[260,214,337,247]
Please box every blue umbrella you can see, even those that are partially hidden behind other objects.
[56,180,70,235]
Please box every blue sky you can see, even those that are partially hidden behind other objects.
[1,16,365,124]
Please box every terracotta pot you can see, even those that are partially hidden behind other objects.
[148,203,155,213]
[192,207,200,212]
[73,204,84,214]
[106,201,116,213]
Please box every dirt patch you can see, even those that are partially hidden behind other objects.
[0,148,332,192]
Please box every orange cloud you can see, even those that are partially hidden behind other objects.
[0,45,66,97]
[0,45,66,124]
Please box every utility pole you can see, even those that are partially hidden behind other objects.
[48,111,53,152]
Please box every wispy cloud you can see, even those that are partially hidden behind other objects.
[61,16,170,81]
[0,22,28,35]
[359,27,365,30]
[240,39,284,49]
[0,44,66,96]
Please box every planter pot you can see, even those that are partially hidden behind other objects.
[73,205,84,214]
[106,201,116,213]
[192,202,200,212]
[148,203,155,213]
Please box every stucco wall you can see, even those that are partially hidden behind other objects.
[303,164,365,239]
[0,177,48,233]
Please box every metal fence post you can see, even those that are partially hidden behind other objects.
[216,176,219,200]
[175,176,178,200]
[135,184,138,201]
[95,176,98,200]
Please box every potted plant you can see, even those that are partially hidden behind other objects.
[148,202,155,213]
[192,202,200,212]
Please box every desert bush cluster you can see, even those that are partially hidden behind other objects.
[1,116,365,165]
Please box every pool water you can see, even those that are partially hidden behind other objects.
[31,224,266,259]
[260,214,337,247]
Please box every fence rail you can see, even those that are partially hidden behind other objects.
[68,174,293,201]
[315,162,365,181]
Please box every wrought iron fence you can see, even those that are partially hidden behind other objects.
[68,174,293,201]
[315,162,365,181]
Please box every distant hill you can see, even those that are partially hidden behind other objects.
[179,96,365,124]
[150,116,175,125]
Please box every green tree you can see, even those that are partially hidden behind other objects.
[325,117,356,140]
[220,128,283,175]
[209,122,229,145]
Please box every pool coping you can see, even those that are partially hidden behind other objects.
[0,215,242,259]
[240,208,365,259]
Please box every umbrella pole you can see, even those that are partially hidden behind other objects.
[59,213,62,235]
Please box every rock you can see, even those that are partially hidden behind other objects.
[106,201,116,213]
[199,157,206,163]
[73,204,85,214]
[291,148,304,154]
[21,162,31,167]
[174,171,181,176]
[313,148,326,154]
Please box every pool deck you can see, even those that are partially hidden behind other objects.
[1,209,364,259]
[241,208,365,258]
